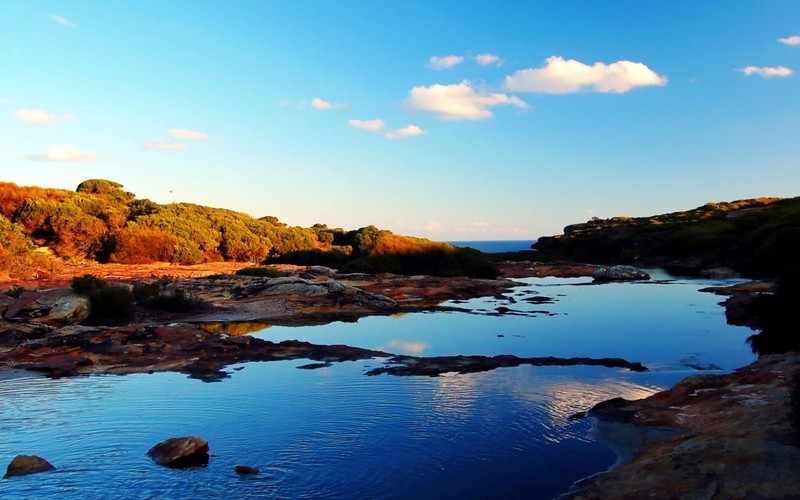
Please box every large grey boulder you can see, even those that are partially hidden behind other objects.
[592,265,650,282]
[3,455,55,478]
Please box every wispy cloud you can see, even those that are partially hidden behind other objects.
[310,97,351,111]
[22,144,95,162]
[429,55,464,70]
[406,80,528,121]
[778,35,800,46]
[737,65,793,78]
[146,140,188,151]
[504,56,668,94]
[348,119,386,131]
[170,128,209,141]
[13,109,72,126]
[475,53,503,66]
[385,125,427,139]
[49,14,77,28]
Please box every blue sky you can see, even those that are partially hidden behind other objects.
[1,1,798,240]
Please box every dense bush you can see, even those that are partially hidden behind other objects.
[235,266,283,278]
[270,228,500,278]
[110,224,178,264]
[0,214,61,280]
[71,274,135,319]
[746,265,800,356]
[532,197,800,277]
[2,286,25,298]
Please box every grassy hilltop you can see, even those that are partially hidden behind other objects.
[532,196,800,279]
[0,179,497,280]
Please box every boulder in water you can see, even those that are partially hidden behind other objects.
[147,436,209,468]
[3,455,55,478]
[235,465,260,475]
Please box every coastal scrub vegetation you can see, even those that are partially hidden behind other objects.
[268,225,500,278]
[0,180,499,279]
[532,197,800,278]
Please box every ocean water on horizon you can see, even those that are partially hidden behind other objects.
[0,273,755,499]
[448,239,537,253]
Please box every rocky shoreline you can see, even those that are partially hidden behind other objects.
[3,260,796,497]
[566,352,800,498]
[0,261,650,381]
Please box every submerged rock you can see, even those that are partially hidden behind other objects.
[147,436,209,468]
[367,354,646,377]
[3,455,55,478]
[235,465,260,475]
[592,265,650,282]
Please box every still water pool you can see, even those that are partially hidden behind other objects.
[0,274,755,499]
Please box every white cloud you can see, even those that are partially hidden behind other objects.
[778,35,800,46]
[385,125,427,139]
[49,14,77,28]
[475,53,502,66]
[22,144,95,162]
[310,97,351,111]
[13,109,72,126]
[406,80,528,121]
[146,140,188,151]
[429,55,464,69]
[737,66,793,78]
[348,119,386,131]
[170,128,209,140]
[504,56,668,94]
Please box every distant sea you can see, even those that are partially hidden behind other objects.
[448,239,537,253]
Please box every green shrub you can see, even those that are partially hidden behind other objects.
[3,286,25,298]
[132,282,163,301]
[236,266,282,278]
[71,274,134,319]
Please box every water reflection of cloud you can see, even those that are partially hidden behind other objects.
[387,340,430,355]
[502,371,660,442]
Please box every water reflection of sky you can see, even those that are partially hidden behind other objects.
[0,275,757,499]
[258,275,755,375]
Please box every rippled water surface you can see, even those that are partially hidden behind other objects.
[0,274,755,499]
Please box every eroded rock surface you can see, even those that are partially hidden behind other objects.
[567,353,800,499]
[496,261,598,278]
[592,265,650,282]
[147,436,209,468]
[0,323,389,381]
[3,289,90,327]
[367,354,646,377]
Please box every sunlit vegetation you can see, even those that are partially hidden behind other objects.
[533,197,800,278]
[0,213,62,280]
[0,179,327,274]
[270,225,500,278]
[1,179,498,279]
